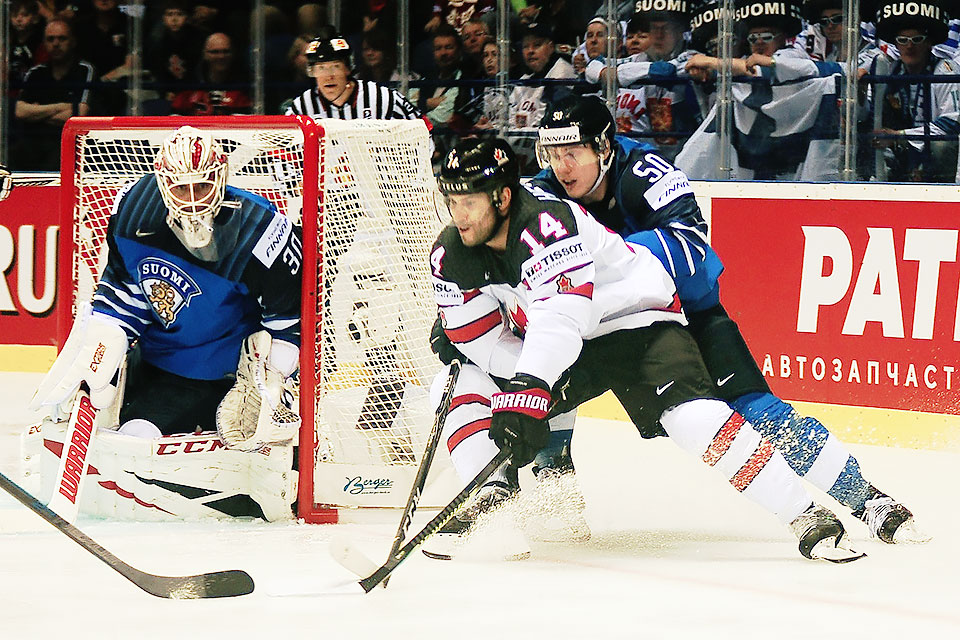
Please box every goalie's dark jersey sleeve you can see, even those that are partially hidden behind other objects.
[430,186,684,387]
[92,175,302,380]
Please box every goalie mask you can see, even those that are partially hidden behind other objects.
[155,126,230,260]
[537,95,616,198]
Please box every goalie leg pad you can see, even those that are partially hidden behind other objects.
[31,419,295,522]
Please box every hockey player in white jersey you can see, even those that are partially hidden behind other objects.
[27,126,302,520]
[424,137,863,563]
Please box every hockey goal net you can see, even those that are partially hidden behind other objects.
[60,116,450,523]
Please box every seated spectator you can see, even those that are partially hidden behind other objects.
[573,17,622,77]
[508,20,575,171]
[624,13,650,56]
[798,0,878,66]
[583,5,700,159]
[460,14,490,78]
[473,37,519,127]
[76,0,131,114]
[510,21,574,129]
[170,32,252,115]
[13,19,95,170]
[8,0,49,97]
[418,24,477,134]
[147,0,203,91]
[354,27,421,103]
[869,0,958,182]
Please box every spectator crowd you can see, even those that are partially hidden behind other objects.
[4,0,959,182]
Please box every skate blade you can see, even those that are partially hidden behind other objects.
[421,532,461,561]
[892,519,932,544]
[809,535,867,563]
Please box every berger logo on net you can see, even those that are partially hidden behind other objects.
[344,476,394,495]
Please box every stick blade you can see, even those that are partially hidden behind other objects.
[131,569,255,599]
[328,535,380,579]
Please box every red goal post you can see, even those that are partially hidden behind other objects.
[59,116,451,524]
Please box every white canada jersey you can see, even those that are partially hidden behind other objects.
[285,79,423,121]
[430,185,684,386]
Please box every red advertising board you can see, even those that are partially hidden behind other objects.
[712,197,960,416]
[0,185,60,346]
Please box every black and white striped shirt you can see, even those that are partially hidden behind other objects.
[285,79,423,121]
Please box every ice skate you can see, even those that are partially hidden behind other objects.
[789,504,866,563]
[856,491,931,544]
[421,481,529,561]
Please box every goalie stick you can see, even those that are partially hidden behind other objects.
[333,447,512,593]
[381,360,461,588]
[0,470,254,599]
[47,385,98,523]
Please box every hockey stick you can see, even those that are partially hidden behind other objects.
[381,359,461,588]
[0,470,254,599]
[353,447,512,593]
[47,385,98,523]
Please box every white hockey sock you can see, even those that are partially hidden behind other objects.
[661,399,812,524]
[432,364,503,485]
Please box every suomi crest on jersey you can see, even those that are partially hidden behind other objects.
[137,257,201,327]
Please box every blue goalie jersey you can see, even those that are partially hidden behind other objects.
[92,175,302,380]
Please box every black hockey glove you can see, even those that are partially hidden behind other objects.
[430,314,468,366]
[489,374,552,468]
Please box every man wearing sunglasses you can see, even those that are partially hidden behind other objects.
[798,1,882,69]
[869,0,958,182]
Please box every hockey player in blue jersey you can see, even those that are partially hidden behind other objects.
[526,95,926,544]
[30,126,302,452]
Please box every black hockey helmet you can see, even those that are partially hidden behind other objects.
[304,35,352,67]
[875,0,951,45]
[438,138,520,207]
[536,95,615,168]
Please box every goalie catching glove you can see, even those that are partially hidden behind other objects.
[489,374,552,467]
[216,331,301,452]
[29,304,128,417]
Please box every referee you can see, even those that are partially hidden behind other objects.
[285,35,426,125]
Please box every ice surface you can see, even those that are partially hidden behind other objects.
[2,372,958,639]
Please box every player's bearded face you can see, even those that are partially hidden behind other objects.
[446,192,501,247]
[545,144,602,201]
